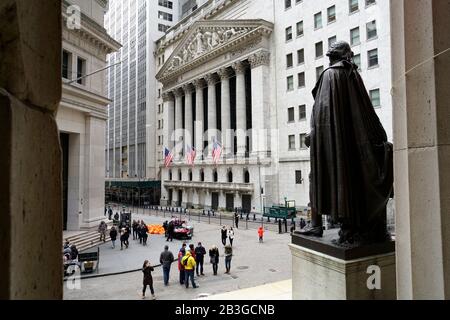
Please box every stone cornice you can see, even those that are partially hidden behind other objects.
[156,20,273,86]
[62,0,121,55]
[61,83,110,119]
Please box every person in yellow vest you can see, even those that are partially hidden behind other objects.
[181,251,198,289]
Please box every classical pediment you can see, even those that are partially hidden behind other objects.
[156,19,273,84]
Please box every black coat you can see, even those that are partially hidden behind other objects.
[109,229,117,241]
[142,265,154,286]
[209,248,219,264]
[310,60,393,230]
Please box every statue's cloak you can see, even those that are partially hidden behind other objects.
[310,60,393,230]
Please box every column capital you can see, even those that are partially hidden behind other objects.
[249,51,271,68]
[232,61,247,74]
[173,87,184,98]
[162,91,174,102]
[183,83,194,94]
[193,78,206,90]
[217,67,233,80]
[204,73,219,86]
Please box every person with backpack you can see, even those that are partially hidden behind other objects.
[224,244,233,274]
[194,242,206,276]
[182,251,198,289]
[209,245,220,276]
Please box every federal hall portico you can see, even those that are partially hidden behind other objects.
[156,20,274,212]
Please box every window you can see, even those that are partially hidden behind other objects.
[158,11,173,21]
[349,0,359,13]
[297,49,305,64]
[315,41,324,58]
[244,170,250,183]
[366,0,376,7]
[353,54,361,70]
[286,53,293,68]
[288,107,295,122]
[300,133,308,149]
[370,89,381,107]
[158,0,173,9]
[200,170,205,182]
[178,170,182,181]
[189,170,193,181]
[328,36,337,49]
[296,21,304,37]
[316,66,324,81]
[299,105,306,120]
[295,170,303,184]
[350,27,360,45]
[169,170,172,181]
[287,76,294,91]
[327,5,336,23]
[314,12,322,29]
[285,0,292,9]
[288,135,296,150]
[213,170,218,182]
[298,72,305,88]
[368,49,379,68]
[76,57,86,85]
[62,50,72,79]
[366,20,378,40]
[285,26,293,41]
[158,89,161,98]
[158,24,170,32]
[227,170,233,183]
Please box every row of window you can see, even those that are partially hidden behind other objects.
[168,168,251,184]
[158,11,173,22]
[285,0,376,12]
[158,24,171,32]
[62,50,86,85]
[158,0,173,9]
[286,48,378,91]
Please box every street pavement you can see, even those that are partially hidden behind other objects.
[63,213,292,300]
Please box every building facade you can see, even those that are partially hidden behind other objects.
[155,0,392,213]
[58,0,121,230]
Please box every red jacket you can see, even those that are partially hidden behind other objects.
[178,251,185,271]
[258,228,264,237]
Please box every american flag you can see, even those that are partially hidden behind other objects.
[185,145,196,166]
[212,139,222,164]
[164,147,174,168]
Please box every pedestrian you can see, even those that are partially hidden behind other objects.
[167,221,174,242]
[132,220,138,240]
[221,226,227,246]
[141,224,148,246]
[258,226,264,243]
[125,226,131,248]
[228,227,235,247]
[209,245,219,276]
[189,244,196,261]
[163,220,169,237]
[160,245,174,286]
[234,212,239,228]
[181,251,198,289]
[194,242,206,276]
[138,224,143,244]
[109,226,117,249]
[70,245,78,260]
[142,260,156,300]
[224,244,233,274]
[108,207,113,220]
[98,221,107,242]
[178,247,186,285]
[120,228,127,250]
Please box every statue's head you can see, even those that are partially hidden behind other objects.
[326,41,354,63]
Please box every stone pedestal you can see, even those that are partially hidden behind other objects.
[290,231,396,300]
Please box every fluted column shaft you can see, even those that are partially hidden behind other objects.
[174,88,183,160]
[234,61,247,157]
[218,68,232,157]
[162,92,175,149]
[194,79,205,160]
[183,84,194,149]
[205,73,218,146]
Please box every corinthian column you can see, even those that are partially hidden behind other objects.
[193,79,205,160]
[233,61,247,157]
[204,73,218,148]
[218,67,232,157]
[174,88,184,160]
[183,84,194,149]
[162,91,175,149]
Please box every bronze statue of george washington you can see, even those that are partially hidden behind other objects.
[299,41,394,245]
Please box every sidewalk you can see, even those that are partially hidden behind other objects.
[197,280,292,300]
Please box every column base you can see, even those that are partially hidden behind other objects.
[290,230,396,300]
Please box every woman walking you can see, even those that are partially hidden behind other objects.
[142,260,156,300]
[224,244,233,274]
[209,245,220,276]
[109,226,117,249]
[228,227,235,247]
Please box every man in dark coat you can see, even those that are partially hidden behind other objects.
[300,41,393,245]
[194,242,206,276]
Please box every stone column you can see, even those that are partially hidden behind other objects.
[249,51,271,158]
[0,0,62,299]
[205,73,218,151]
[391,0,450,299]
[162,91,175,149]
[183,84,194,149]
[193,79,205,160]
[174,88,184,160]
[233,61,247,157]
[218,68,232,157]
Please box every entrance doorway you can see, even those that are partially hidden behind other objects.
[242,194,252,213]
[211,192,219,210]
[226,194,234,212]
